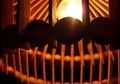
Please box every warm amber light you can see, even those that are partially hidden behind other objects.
[57,0,83,21]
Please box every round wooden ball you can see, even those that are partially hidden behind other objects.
[2,24,19,49]
[53,17,85,44]
[89,17,119,45]
[23,20,52,47]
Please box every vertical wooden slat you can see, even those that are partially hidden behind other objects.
[99,52,102,84]
[90,57,93,84]
[13,54,16,76]
[105,45,111,84]
[17,0,30,33]
[42,45,48,84]
[78,40,84,84]
[118,50,120,84]
[88,42,95,65]
[71,44,74,84]
[95,43,104,64]
[105,45,115,84]
[5,54,8,74]
[18,48,23,82]
[87,41,94,84]
[96,44,104,84]
[51,48,56,84]
[26,50,29,84]
[1,55,4,72]
[107,49,111,84]
[78,39,84,66]
[32,47,38,82]
[61,44,65,84]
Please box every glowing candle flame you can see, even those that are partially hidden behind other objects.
[57,0,83,21]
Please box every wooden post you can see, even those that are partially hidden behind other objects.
[52,0,60,26]
[49,0,52,26]
[82,0,90,25]
[109,0,119,26]
[17,0,30,33]
[1,0,14,30]
[118,50,120,84]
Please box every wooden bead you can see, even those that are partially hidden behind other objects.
[23,20,52,47]
[53,17,85,44]
[89,17,119,45]
[2,24,19,49]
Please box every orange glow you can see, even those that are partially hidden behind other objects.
[57,0,83,21]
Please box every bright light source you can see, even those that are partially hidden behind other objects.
[57,0,83,21]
